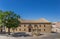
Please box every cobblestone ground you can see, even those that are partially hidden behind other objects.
[0,33,60,39]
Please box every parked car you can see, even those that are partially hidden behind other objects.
[12,32,31,37]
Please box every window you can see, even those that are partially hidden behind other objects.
[34,24,37,27]
[24,24,26,27]
[19,29,21,31]
[24,29,26,31]
[28,24,32,28]
[16,29,17,31]
[44,29,45,31]
[29,24,31,26]
[39,29,41,31]
[40,25,41,27]
[44,25,45,27]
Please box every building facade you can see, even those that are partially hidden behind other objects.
[52,22,60,33]
[5,18,52,35]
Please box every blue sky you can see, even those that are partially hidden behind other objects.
[0,0,60,22]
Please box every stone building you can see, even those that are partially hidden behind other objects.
[52,22,60,33]
[5,18,52,35]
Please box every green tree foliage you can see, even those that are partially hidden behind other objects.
[3,11,20,35]
[0,10,4,26]
[0,10,5,32]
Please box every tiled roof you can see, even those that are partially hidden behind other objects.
[37,18,49,22]
[19,18,50,23]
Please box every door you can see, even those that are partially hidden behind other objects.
[28,28,31,32]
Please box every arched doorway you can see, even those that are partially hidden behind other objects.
[28,24,32,32]
[28,28,31,32]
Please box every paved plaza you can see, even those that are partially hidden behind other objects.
[0,33,60,39]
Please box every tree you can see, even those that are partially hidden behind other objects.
[0,10,5,32]
[3,11,20,35]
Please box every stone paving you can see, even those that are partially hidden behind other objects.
[0,33,60,39]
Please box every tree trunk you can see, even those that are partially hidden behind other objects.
[1,26,2,32]
[8,28,10,35]
[1,29,2,32]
